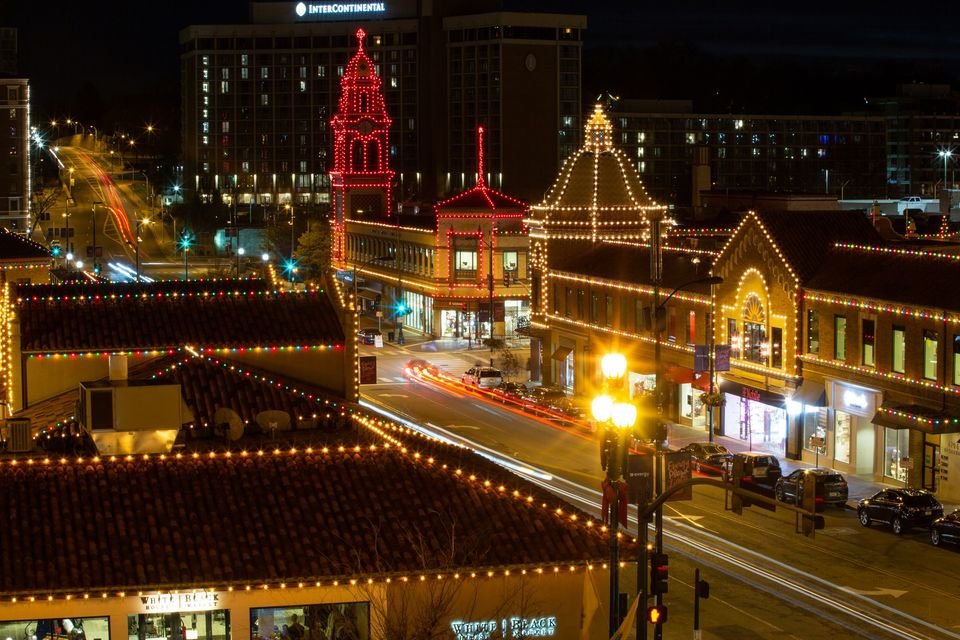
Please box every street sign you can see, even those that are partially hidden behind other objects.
[809,436,826,449]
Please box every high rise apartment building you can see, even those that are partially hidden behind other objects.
[0,77,30,232]
[179,1,585,209]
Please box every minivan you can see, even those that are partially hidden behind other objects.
[461,366,503,389]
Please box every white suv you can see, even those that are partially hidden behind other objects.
[462,366,504,389]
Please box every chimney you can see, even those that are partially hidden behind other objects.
[108,354,128,381]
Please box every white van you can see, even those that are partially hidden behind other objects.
[461,366,504,389]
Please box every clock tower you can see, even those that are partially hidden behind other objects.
[330,28,395,260]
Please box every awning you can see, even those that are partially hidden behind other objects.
[872,402,960,435]
[551,346,573,361]
[792,380,827,407]
[356,289,381,301]
[664,365,710,391]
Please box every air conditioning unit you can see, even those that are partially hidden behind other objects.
[5,418,32,453]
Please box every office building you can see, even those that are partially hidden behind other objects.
[179,1,585,209]
[0,76,30,232]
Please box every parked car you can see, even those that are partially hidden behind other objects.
[931,509,960,547]
[774,468,848,508]
[548,396,589,421]
[857,488,944,534]
[358,328,381,345]
[461,366,503,389]
[523,386,567,407]
[679,442,732,475]
[492,381,528,403]
[730,451,782,483]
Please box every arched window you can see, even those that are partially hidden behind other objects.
[368,140,380,169]
[352,140,364,171]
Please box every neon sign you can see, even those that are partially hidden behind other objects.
[842,388,868,411]
[450,616,557,640]
[295,2,386,17]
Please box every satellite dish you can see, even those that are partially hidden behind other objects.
[214,407,244,441]
[256,410,291,434]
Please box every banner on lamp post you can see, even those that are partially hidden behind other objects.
[663,451,693,502]
[626,453,654,506]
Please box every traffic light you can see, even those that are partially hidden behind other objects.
[800,477,826,537]
[50,243,61,257]
[650,552,669,595]
[646,605,668,626]
[92,262,101,276]
[396,301,411,317]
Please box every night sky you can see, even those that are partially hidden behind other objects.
[5,1,960,135]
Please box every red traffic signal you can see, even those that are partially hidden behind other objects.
[650,552,669,595]
[646,605,668,625]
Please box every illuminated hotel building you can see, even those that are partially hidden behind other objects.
[179,1,585,209]
[0,76,30,232]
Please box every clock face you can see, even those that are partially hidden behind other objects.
[358,120,374,135]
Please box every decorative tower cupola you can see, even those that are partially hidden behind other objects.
[329,28,395,259]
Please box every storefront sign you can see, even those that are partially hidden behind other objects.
[842,389,869,411]
[359,355,377,384]
[450,616,557,639]
[719,380,785,407]
[139,592,222,614]
[294,2,386,17]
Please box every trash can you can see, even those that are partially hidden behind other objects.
[388,331,395,342]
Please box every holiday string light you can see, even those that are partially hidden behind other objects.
[530,104,668,241]
[834,242,960,262]
[601,238,718,258]
[550,272,712,306]
[875,405,960,428]
[803,292,960,324]
[330,28,396,263]
[800,353,960,395]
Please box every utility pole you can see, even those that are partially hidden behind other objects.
[396,213,405,345]
[91,200,102,277]
[649,209,664,640]
[489,219,495,367]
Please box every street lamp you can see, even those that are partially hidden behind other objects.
[135,215,151,282]
[592,352,637,637]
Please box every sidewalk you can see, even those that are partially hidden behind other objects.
[667,420,959,513]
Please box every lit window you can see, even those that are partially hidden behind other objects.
[241,67,249,80]
[221,68,230,80]
[892,326,905,373]
[834,316,846,360]
[923,330,939,380]
[299,81,307,92]
[317,65,326,77]
[260,94,269,106]
[390,77,398,88]
[241,54,248,66]
[862,319,875,367]
[260,67,269,79]
[221,121,230,133]
[953,335,960,385]
[202,55,209,66]
[220,81,230,93]
[202,136,208,146]
[201,82,209,94]
[807,309,819,354]
[202,69,209,80]
[201,122,210,133]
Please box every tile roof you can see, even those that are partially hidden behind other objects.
[14,279,345,353]
[549,240,714,292]
[806,245,960,310]
[0,423,613,596]
[0,228,51,261]
[741,210,884,282]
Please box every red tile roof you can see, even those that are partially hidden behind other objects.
[0,228,51,261]
[0,433,613,596]
[14,279,344,353]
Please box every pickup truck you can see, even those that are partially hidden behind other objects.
[897,196,939,215]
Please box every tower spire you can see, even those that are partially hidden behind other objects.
[356,27,366,50]
[476,125,486,187]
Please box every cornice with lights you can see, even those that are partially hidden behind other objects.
[800,353,960,395]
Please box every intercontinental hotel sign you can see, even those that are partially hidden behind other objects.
[294,2,386,18]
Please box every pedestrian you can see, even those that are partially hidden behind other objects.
[288,615,305,640]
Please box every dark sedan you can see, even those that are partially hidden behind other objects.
[931,509,960,547]
[680,442,732,475]
[358,328,382,345]
[774,468,848,508]
[857,488,944,534]
[492,382,528,403]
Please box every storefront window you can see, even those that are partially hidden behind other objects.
[801,408,827,453]
[721,393,786,457]
[771,327,782,369]
[892,325,905,373]
[923,330,938,380]
[834,316,847,360]
[807,309,820,354]
[862,319,875,367]
[743,321,765,364]
[0,617,108,640]
[883,427,910,483]
[501,250,518,274]
[834,410,852,463]
[455,250,477,278]
[251,603,369,640]
[129,610,228,640]
[680,382,705,427]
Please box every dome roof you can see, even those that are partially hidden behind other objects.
[531,104,666,239]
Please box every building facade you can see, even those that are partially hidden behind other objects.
[179,1,585,207]
[0,77,29,232]
[608,100,887,208]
